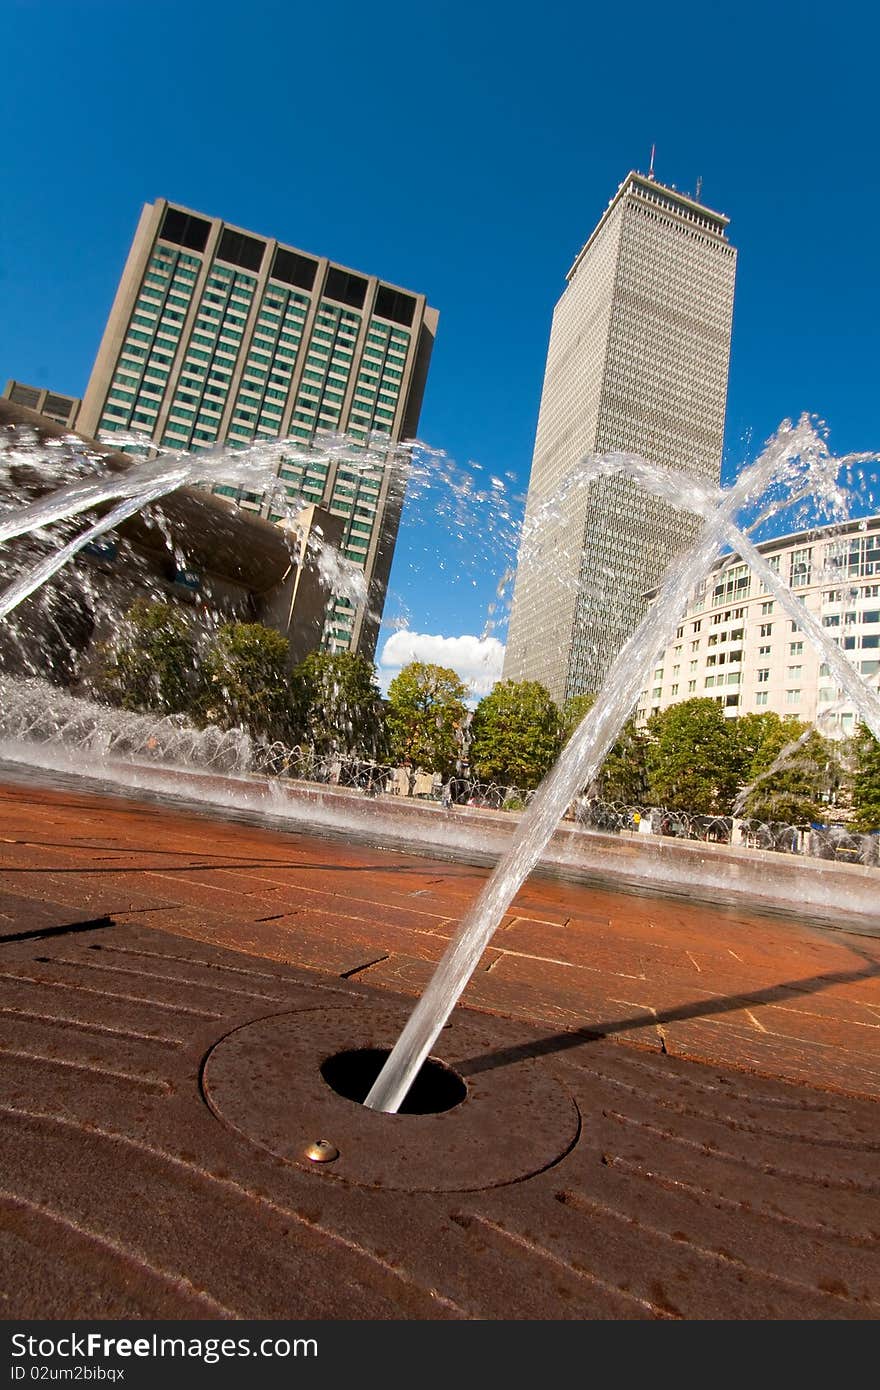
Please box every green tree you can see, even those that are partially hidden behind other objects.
[94,598,197,715]
[734,711,809,784]
[599,717,651,803]
[469,679,561,789]
[562,693,649,804]
[295,650,386,757]
[850,724,880,832]
[739,728,841,824]
[385,662,469,776]
[560,692,596,744]
[731,713,843,824]
[198,621,294,742]
[645,698,741,814]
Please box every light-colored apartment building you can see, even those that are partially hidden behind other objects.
[78,200,438,658]
[503,171,737,703]
[637,515,880,737]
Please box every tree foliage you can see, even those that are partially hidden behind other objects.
[198,621,294,742]
[469,679,560,789]
[599,718,651,803]
[738,728,841,824]
[734,711,808,784]
[385,662,469,774]
[94,598,197,715]
[294,650,386,757]
[850,724,880,832]
[561,694,648,802]
[560,692,596,744]
[732,712,840,823]
[645,698,741,814]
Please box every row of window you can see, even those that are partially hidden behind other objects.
[645,692,873,727]
[690,571,880,624]
[100,248,203,438]
[823,610,880,626]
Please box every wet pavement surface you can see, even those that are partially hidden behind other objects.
[1,777,879,1319]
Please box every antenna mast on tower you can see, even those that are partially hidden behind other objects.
[648,144,656,179]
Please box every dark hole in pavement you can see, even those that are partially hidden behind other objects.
[321,1048,467,1114]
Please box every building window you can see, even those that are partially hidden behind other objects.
[790,548,812,587]
[757,669,769,683]
[759,623,772,637]
[755,691,768,706]
[785,689,801,705]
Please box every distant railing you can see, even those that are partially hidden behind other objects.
[2,681,875,869]
[249,746,535,810]
[568,796,879,866]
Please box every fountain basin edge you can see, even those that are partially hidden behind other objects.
[1,743,875,934]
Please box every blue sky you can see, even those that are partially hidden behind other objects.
[2,0,878,689]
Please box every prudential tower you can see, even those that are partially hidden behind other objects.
[503,170,737,702]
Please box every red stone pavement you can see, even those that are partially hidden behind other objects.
[3,778,878,1099]
[1,775,879,1320]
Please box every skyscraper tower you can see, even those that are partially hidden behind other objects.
[78,200,438,658]
[503,171,736,703]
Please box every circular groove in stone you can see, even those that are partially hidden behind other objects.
[202,1004,580,1192]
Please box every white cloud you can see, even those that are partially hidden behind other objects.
[378,630,505,700]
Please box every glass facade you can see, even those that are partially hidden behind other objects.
[87,200,434,656]
[99,246,204,444]
[503,172,736,701]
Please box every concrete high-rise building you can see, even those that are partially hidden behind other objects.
[78,200,438,657]
[503,171,737,703]
[3,381,80,428]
